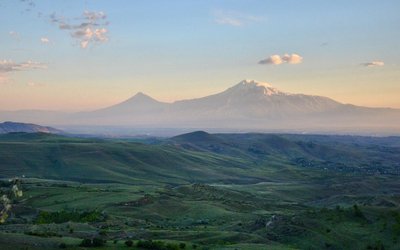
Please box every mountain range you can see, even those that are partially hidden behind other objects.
[1,80,399,135]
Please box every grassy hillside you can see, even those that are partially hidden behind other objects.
[0,133,264,185]
[0,132,399,249]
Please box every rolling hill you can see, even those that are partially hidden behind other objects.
[0,121,62,134]
[1,132,400,249]
[0,132,399,184]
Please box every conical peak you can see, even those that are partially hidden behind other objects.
[119,91,161,105]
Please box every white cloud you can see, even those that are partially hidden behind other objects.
[361,61,384,67]
[259,53,303,65]
[214,10,262,27]
[282,53,303,64]
[40,37,50,44]
[258,55,283,65]
[50,10,109,49]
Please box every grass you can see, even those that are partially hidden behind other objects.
[0,132,399,249]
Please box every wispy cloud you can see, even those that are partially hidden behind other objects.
[258,53,303,65]
[0,60,47,84]
[50,10,109,49]
[27,81,46,87]
[361,61,384,67]
[213,10,262,27]
[9,31,20,40]
[0,60,47,73]
[40,37,50,44]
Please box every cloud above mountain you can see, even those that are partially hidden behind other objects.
[361,61,384,67]
[258,53,303,65]
[50,10,109,49]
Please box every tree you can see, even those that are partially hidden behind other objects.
[125,240,133,247]
[1,178,23,223]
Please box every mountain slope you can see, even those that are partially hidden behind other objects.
[0,121,62,134]
[170,80,342,121]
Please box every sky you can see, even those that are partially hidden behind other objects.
[0,0,399,111]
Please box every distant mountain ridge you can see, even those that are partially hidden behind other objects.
[0,80,399,135]
[0,121,62,134]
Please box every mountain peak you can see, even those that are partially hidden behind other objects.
[239,79,272,87]
[124,92,160,103]
[133,91,151,98]
[229,79,285,96]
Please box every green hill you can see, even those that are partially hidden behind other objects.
[1,132,399,184]
[1,132,400,249]
[0,133,263,185]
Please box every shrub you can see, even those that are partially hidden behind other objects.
[80,238,92,247]
[179,242,186,249]
[59,243,67,249]
[353,204,365,219]
[166,243,179,250]
[92,237,105,247]
[125,240,133,247]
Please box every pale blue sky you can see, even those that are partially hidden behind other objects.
[1,0,399,110]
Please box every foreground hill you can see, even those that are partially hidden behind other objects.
[0,133,260,184]
[1,132,400,249]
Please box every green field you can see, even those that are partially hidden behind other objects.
[1,132,400,249]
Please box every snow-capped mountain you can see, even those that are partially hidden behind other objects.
[1,80,399,135]
[171,80,342,119]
